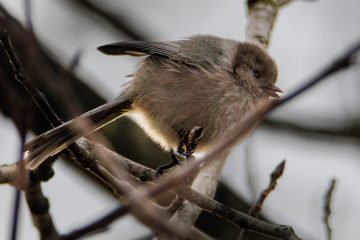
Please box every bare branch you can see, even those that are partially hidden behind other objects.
[246,0,316,47]
[249,160,286,218]
[0,27,63,128]
[239,160,286,239]
[246,0,284,48]
[323,178,337,240]
[87,141,301,240]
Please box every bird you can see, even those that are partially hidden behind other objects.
[24,34,280,171]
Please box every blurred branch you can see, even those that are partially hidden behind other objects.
[0,2,168,194]
[0,25,114,187]
[239,160,286,239]
[262,118,360,140]
[323,178,337,240]
[69,0,150,41]
[10,131,26,240]
[0,2,127,194]
[0,28,62,128]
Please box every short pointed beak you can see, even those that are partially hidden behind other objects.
[271,85,282,93]
[262,84,283,98]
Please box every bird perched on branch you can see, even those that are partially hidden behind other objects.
[25,35,280,172]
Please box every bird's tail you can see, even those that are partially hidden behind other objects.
[25,99,132,170]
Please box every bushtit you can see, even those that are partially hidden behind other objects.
[25,35,280,170]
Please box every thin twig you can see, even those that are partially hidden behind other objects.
[8,1,31,229]
[249,160,286,217]
[0,25,112,184]
[323,178,337,240]
[10,190,21,240]
[0,28,63,127]
[10,121,27,240]
[239,160,286,239]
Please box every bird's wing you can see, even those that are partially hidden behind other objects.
[97,41,178,59]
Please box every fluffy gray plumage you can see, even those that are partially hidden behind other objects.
[25,35,280,170]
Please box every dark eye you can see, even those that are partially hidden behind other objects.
[253,70,261,79]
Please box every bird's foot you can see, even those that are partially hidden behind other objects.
[177,126,204,158]
[155,126,204,177]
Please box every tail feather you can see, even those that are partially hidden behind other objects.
[25,99,132,170]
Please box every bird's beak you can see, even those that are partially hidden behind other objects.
[262,84,283,98]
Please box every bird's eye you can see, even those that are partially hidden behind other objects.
[253,70,261,79]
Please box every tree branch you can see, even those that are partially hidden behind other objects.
[159,155,227,240]
[246,0,284,47]
[83,141,302,240]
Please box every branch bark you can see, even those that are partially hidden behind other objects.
[246,0,292,48]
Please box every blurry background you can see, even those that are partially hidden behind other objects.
[0,0,359,239]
